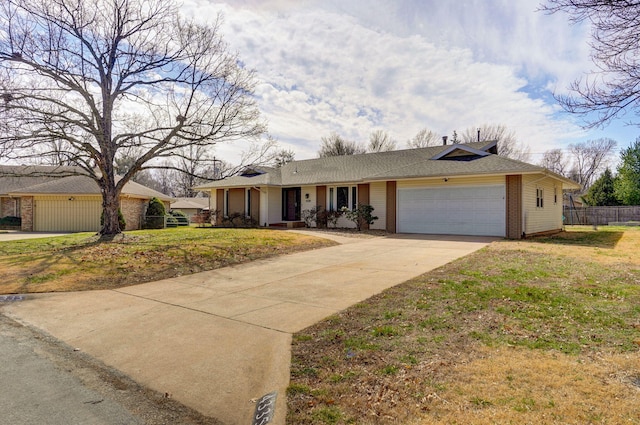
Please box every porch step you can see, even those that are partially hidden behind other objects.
[269,222,306,229]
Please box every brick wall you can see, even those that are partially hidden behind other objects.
[506,175,523,239]
[21,196,34,231]
[1,197,14,217]
[121,198,145,230]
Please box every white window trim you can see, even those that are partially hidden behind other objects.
[536,187,544,209]
[328,185,357,211]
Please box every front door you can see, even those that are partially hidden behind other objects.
[282,188,301,221]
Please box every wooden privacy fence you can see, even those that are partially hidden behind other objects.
[563,206,640,225]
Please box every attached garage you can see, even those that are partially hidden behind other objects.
[3,166,172,232]
[33,196,102,232]
[397,184,506,237]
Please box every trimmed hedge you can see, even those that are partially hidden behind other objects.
[170,210,190,226]
[145,197,167,229]
[0,216,21,226]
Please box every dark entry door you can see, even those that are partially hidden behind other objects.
[282,188,301,221]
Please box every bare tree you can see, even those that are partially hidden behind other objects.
[567,138,617,189]
[539,148,568,176]
[0,0,267,236]
[114,149,159,187]
[150,163,178,197]
[170,137,279,195]
[318,132,366,157]
[461,124,531,161]
[273,149,295,167]
[368,130,396,152]
[172,145,212,197]
[37,140,77,166]
[407,128,441,148]
[541,1,640,127]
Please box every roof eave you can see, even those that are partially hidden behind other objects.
[194,182,278,190]
[541,170,581,190]
[363,169,578,183]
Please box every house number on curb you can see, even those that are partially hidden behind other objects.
[0,295,24,302]
[252,391,277,425]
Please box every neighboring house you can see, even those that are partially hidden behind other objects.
[171,197,210,222]
[194,141,580,238]
[0,165,172,232]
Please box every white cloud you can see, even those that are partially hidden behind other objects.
[181,0,602,163]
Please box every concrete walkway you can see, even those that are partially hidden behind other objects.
[3,232,493,425]
[0,231,71,242]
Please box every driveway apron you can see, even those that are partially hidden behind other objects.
[2,232,493,425]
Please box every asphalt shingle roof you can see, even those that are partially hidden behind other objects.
[194,142,577,189]
[171,197,210,210]
[0,165,172,201]
[0,165,80,195]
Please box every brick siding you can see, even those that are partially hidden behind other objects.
[121,198,145,230]
[21,196,34,231]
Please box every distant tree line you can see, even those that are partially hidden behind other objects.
[580,138,640,206]
[317,124,530,161]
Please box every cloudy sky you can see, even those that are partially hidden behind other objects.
[181,0,638,163]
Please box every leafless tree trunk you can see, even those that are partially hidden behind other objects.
[0,0,266,236]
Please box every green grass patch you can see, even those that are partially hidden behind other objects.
[372,325,399,337]
[0,227,335,293]
[344,337,379,351]
[287,383,312,396]
[380,365,399,375]
[310,406,344,424]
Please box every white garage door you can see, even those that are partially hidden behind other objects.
[34,196,102,232]
[397,185,506,237]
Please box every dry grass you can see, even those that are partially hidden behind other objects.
[416,347,639,424]
[287,226,640,424]
[0,227,335,294]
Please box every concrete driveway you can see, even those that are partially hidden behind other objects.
[0,231,71,242]
[3,232,494,425]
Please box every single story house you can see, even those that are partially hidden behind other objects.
[194,141,580,238]
[0,165,172,232]
[171,197,210,222]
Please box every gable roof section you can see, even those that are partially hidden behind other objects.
[171,197,210,210]
[1,165,172,201]
[194,141,580,190]
[118,178,173,201]
[430,143,492,160]
[0,165,80,195]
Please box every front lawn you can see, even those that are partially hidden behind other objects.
[287,226,640,424]
[0,228,335,294]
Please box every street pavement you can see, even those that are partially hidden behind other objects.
[0,316,141,425]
